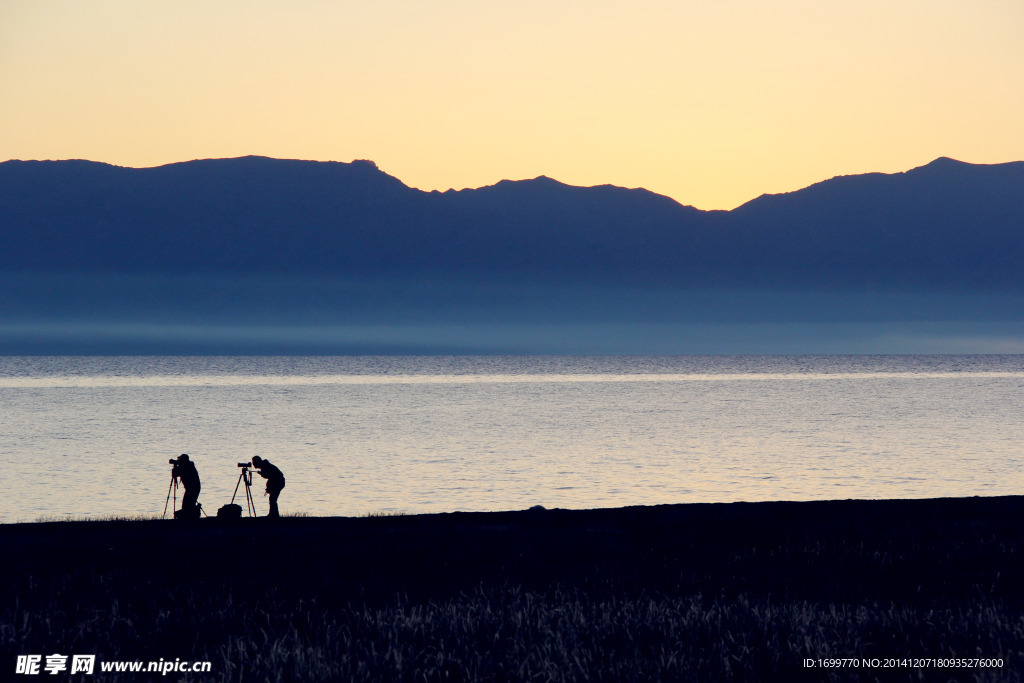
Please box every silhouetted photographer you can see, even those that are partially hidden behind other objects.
[171,453,201,519]
[251,456,285,518]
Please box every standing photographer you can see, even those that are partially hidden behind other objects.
[251,456,285,518]
[172,453,201,519]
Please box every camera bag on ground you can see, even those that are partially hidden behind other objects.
[217,503,242,519]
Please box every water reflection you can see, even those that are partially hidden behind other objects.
[1,355,1022,522]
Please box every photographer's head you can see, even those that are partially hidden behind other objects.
[252,455,263,468]
[178,454,190,462]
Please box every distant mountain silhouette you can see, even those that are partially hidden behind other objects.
[725,157,1024,287]
[4,155,1021,288]
[2,155,1023,354]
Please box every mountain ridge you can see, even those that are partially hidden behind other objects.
[5,153,1018,204]
[2,155,1023,353]
[1,155,1022,288]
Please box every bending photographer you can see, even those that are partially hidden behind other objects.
[251,455,285,518]
[171,453,201,519]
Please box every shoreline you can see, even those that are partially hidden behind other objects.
[1,494,995,530]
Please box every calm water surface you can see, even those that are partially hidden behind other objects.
[1,355,1022,522]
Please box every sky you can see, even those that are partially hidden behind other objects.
[2,0,1023,210]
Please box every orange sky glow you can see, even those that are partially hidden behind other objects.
[2,0,1022,209]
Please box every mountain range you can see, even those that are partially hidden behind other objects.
[1,156,1022,353]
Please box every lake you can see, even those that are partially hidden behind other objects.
[1,355,1021,523]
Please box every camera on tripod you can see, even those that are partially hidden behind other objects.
[228,460,258,517]
[169,458,177,465]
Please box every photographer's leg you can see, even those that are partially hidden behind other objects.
[181,487,199,519]
[268,485,281,518]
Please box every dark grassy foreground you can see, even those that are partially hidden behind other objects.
[4,497,1024,682]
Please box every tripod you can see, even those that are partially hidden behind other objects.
[232,466,257,517]
[163,470,178,519]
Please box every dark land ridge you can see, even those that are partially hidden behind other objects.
[4,495,1023,681]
